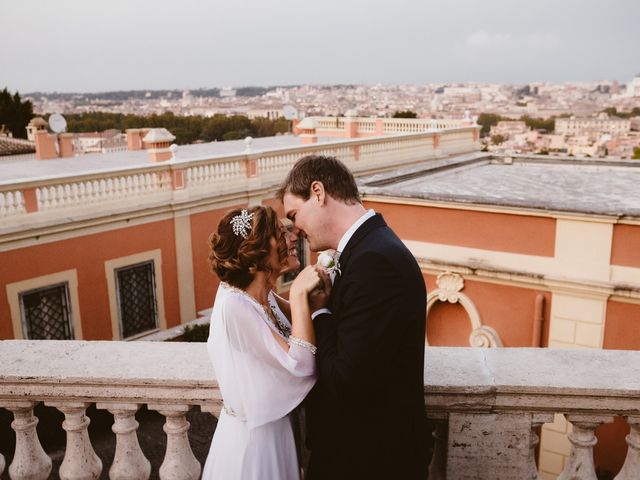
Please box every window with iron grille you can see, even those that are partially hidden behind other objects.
[19,282,74,340]
[115,260,158,338]
[282,235,308,284]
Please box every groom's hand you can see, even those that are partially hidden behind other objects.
[309,267,331,311]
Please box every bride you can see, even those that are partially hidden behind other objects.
[202,205,329,480]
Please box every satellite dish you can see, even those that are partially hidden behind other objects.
[49,113,67,133]
[283,105,299,120]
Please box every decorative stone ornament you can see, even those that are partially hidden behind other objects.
[426,271,504,347]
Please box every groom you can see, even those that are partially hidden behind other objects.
[279,155,428,480]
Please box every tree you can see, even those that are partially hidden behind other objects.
[633,147,640,160]
[491,134,506,145]
[392,110,417,118]
[0,88,34,139]
[476,113,504,137]
[520,115,555,132]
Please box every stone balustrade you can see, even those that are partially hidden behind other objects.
[0,127,479,230]
[312,116,472,134]
[3,342,633,479]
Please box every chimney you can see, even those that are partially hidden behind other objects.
[126,129,144,150]
[143,128,176,162]
[34,131,58,160]
[58,133,74,158]
[296,117,318,144]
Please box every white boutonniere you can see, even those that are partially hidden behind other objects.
[317,250,341,277]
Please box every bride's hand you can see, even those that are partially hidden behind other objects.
[290,265,323,297]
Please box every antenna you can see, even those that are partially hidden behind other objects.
[49,113,67,134]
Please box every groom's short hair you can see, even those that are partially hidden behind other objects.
[277,155,361,204]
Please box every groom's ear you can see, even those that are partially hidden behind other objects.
[310,181,326,205]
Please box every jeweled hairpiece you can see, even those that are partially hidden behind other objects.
[230,209,254,239]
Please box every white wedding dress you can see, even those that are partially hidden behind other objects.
[202,282,317,480]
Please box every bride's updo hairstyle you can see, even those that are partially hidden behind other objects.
[209,205,288,289]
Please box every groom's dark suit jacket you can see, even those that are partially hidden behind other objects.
[306,214,428,480]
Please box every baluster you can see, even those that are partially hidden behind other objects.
[615,416,640,480]
[1,400,52,480]
[78,181,86,202]
[528,413,554,480]
[64,184,73,206]
[57,185,66,207]
[15,191,25,213]
[47,401,102,480]
[558,414,614,480]
[427,413,448,480]
[7,191,17,214]
[0,452,4,476]
[96,403,151,480]
[149,404,200,480]
[132,176,141,195]
[47,186,57,208]
[0,192,6,215]
[99,179,107,199]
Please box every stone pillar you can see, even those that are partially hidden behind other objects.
[344,115,358,138]
[48,402,102,480]
[446,412,534,479]
[375,118,385,136]
[22,187,38,213]
[2,400,52,480]
[614,416,640,480]
[149,404,200,480]
[558,414,614,480]
[96,403,151,480]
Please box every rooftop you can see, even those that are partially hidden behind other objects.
[359,154,640,218]
[0,134,346,184]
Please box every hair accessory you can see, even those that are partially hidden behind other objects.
[230,209,254,239]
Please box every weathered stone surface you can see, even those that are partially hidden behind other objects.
[447,412,534,480]
[2,342,640,477]
[424,347,640,415]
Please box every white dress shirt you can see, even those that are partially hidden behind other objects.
[311,209,376,320]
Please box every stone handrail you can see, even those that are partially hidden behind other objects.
[0,127,479,229]
[311,116,472,135]
[1,341,639,479]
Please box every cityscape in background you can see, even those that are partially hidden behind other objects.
[2,76,639,160]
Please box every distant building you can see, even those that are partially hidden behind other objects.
[247,108,283,120]
[490,121,529,138]
[556,113,631,136]
[624,74,640,97]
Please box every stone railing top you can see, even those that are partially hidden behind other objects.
[425,347,640,416]
[0,340,214,385]
[2,341,640,415]
[425,347,640,395]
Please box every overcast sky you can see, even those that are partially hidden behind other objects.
[2,0,639,93]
